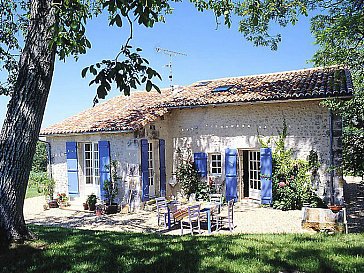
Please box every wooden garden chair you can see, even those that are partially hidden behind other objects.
[156,197,168,227]
[180,204,201,235]
[216,199,235,232]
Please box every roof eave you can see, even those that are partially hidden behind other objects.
[165,95,354,110]
[40,129,134,137]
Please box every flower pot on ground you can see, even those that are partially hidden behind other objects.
[328,205,343,213]
[95,204,103,216]
[87,194,97,211]
[104,203,120,214]
[48,200,58,208]
[57,193,69,207]
[102,160,120,214]
[83,202,89,210]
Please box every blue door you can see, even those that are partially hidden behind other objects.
[66,142,79,196]
[99,141,111,201]
[159,139,166,197]
[141,139,149,201]
[225,148,238,201]
[260,148,272,205]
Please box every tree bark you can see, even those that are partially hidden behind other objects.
[0,0,56,244]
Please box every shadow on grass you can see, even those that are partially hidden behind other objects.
[1,227,363,273]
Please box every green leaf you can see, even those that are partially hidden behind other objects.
[146,80,152,92]
[81,67,88,78]
[85,39,91,48]
[115,14,122,27]
[97,85,107,99]
[152,83,160,93]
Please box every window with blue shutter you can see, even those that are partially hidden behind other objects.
[225,148,238,202]
[66,142,79,196]
[98,141,111,201]
[193,152,207,177]
[141,139,149,201]
[260,147,273,205]
[159,139,166,197]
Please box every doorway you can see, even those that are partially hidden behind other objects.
[148,142,155,198]
[83,142,101,198]
[238,149,261,200]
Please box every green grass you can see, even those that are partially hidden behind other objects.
[1,226,363,273]
[25,184,43,199]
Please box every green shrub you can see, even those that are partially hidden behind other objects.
[32,141,47,173]
[176,148,209,201]
[269,121,324,210]
[103,160,119,205]
[28,171,55,199]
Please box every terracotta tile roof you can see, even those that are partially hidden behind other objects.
[160,66,353,108]
[41,66,353,135]
[41,90,172,135]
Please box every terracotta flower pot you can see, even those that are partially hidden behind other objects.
[88,203,96,211]
[83,203,89,210]
[328,205,343,213]
[104,204,119,214]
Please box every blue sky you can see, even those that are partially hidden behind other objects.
[0,2,316,129]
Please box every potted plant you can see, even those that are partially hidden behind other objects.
[103,160,120,214]
[96,204,103,216]
[328,204,343,213]
[87,194,97,211]
[82,202,89,210]
[57,193,69,207]
[28,172,58,208]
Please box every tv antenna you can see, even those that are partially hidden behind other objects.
[155,47,187,91]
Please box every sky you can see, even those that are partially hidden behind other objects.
[0,2,317,129]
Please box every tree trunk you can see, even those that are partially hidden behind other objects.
[0,0,56,244]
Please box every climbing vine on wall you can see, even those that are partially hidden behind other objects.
[260,121,325,210]
[175,148,209,201]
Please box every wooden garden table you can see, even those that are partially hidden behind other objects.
[167,201,218,234]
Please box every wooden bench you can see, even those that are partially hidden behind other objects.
[301,207,348,233]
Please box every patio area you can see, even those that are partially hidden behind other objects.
[24,196,307,235]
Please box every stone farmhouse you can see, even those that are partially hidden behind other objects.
[40,66,353,207]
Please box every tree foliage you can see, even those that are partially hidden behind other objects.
[311,1,364,176]
[1,0,364,243]
[2,0,339,100]
[31,141,47,173]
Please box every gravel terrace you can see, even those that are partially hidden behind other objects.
[24,196,306,235]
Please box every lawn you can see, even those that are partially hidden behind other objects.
[25,184,43,199]
[1,226,363,273]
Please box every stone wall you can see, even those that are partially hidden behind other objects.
[46,132,141,205]
[154,99,340,201]
[46,99,343,205]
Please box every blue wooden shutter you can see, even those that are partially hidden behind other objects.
[225,148,238,202]
[141,139,149,201]
[159,139,166,197]
[193,152,207,177]
[66,142,79,195]
[99,141,111,201]
[260,147,273,205]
